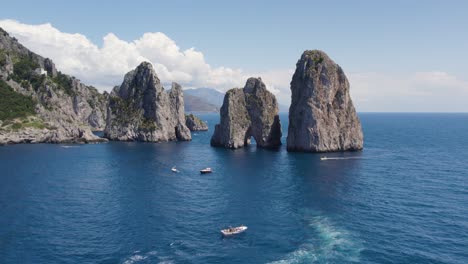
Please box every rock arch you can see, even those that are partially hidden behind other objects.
[211,77,282,149]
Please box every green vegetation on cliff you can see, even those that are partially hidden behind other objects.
[12,55,38,80]
[1,115,54,132]
[9,119,48,130]
[0,80,36,120]
[140,118,158,131]
[108,96,140,125]
[52,72,75,96]
[10,55,45,90]
[0,50,7,66]
[8,53,76,96]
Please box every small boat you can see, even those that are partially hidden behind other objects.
[320,156,328,161]
[61,145,78,148]
[171,166,179,173]
[200,167,212,174]
[221,225,248,236]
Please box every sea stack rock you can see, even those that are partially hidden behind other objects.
[104,62,191,142]
[211,77,282,149]
[185,114,208,131]
[287,50,363,152]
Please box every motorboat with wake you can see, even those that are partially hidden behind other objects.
[321,156,361,161]
[171,166,179,173]
[221,225,248,236]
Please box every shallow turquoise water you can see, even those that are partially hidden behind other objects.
[1,113,467,263]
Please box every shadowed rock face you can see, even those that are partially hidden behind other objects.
[211,77,282,149]
[104,62,191,142]
[287,50,363,152]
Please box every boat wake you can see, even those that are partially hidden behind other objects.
[269,214,363,263]
[122,250,173,264]
[321,157,362,161]
[61,145,79,148]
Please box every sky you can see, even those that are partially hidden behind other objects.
[1,0,467,112]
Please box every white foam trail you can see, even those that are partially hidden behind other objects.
[158,255,175,264]
[268,246,318,264]
[61,145,79,148]
[158,260,175,264]
[268,215,362,263]
[311,216,362,262]
[321,157,362,160]
[122,250,160,264]
[123,254,147,264]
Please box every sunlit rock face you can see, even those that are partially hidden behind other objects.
[287,50,363,152]
[105,62,191,142]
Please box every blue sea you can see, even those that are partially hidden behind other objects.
[1,113,467,264]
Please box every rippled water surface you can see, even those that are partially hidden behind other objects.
[1,113,467,263]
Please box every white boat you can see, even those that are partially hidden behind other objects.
[320,156,328,161]
[221,225,248,236]
[61,145,78,148]
[171,166,179,173]
[200,167,212,174]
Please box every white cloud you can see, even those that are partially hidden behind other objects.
[0,19,253,93]
[349,71,468,112]
[1,19,467,112]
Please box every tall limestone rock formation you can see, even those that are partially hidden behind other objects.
[104,62,191,142]
[211,77,282,149]
[0,27,107,144]
[287,50,363,152]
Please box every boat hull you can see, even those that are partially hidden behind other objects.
[221,226,248,236]
[200,168,212,174]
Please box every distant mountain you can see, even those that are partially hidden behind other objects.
[183,87,289,113]
[184,94,220,112]
[184,88,225,107]
[183,88,224,112]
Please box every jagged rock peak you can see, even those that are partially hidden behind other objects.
[114,61,162,99]
[211,77,282,149]
[104,62,191,142]
[287,50,363,152]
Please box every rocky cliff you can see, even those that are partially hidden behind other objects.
[104,62,191,142]
[211,77,282,149]
[185,114,208,131]
[287,50,363,152]
[0,27,107,145]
